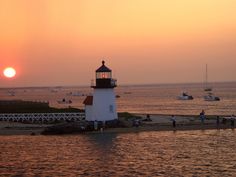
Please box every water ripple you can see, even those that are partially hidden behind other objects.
[0,130,236,176]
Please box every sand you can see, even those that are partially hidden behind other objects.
[0,115,234,135]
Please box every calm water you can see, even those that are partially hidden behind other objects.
[0,130,236,176]
[1,82,236,115]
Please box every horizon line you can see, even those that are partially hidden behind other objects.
[1,80,236,89]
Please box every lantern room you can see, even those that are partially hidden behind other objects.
[96,60,112,79]
[92,61,117,88]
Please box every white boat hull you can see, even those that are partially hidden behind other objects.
[204,95,220,101]
[177,96,193,100]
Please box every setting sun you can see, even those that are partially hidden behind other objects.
[3,67,16,78]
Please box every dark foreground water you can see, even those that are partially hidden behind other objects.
[0,130,236,177]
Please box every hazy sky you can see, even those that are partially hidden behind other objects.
[0,0,236,87]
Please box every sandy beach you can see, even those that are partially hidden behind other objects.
[101,114,233,133]
[0,114,234,135]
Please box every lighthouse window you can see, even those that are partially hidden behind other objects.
[109,105,114,113]
[96,72,111,79]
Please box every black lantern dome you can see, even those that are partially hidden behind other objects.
[92,60,117,88]
[96,60,112,73]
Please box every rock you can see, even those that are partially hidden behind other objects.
[41,121,88,135]
[30,132,36,136]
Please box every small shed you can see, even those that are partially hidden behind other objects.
[83,96,93,121]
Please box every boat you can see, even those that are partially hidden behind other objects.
[204,92,220,101]
[57,98,72,104]
[67,92,85,96]
[204,64,212,92]
[202,64,220,101]
[204,88,212,92]
[177,92,194,100]
[8,90,15,96]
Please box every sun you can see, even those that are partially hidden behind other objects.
[3,67,16,78]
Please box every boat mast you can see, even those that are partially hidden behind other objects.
[204,64,212,91]
[205,64,208,89]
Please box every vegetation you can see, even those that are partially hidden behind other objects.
[118,112,142,120]
[0,100,83,113]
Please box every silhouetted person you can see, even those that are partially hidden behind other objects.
[230,115,235,128]
[216,116,220,127]
[133,119,140,127]
[200,110,205,124]
[144,114,152,121]
[171,115,176,128]
[222,117,227,124]
[94,120,98,130]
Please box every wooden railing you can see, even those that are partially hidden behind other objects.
[0,112,85,122]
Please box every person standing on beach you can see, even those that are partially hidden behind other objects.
[230,115,235,128]
[171,115,176,128]
[200,110,205,124]
[144,114,152,121]
[216,116,220,127]
[94,120,98,130]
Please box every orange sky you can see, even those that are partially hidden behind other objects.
[0,0,236,87]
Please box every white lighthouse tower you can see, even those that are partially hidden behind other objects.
[83,61,118,122]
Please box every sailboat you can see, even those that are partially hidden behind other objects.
[203,64,220,101]
[204,64,212,92]
[204,92,220,101]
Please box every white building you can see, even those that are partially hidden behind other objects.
[83,61,118,122]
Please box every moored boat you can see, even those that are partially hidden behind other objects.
[57,98,72,104]
[204,64,212,92]
[204,92,220,101]
[68,92,83,96]
[177,92,194,100]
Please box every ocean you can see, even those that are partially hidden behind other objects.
[0,130,236,176]
[1,82,236,176]
[0,82,236,115]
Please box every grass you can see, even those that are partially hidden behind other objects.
[118,112,142,120]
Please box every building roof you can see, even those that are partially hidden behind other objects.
[83,96,93,105]
[96,60,112,72]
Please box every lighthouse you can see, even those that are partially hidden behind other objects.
[83,61,118,122]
